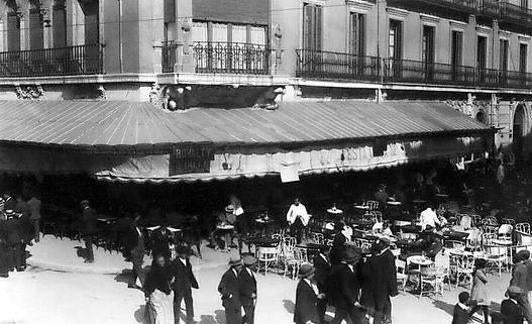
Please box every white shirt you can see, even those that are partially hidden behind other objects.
[286,204,310,226]
[458,302,469,310]
[246,267,254,279]
[179,257,187,267]
[420,208,440,230]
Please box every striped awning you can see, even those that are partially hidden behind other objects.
[0,100,492,151]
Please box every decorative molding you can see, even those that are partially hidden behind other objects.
[15,84,44,100]
[420,14,440,25]
[301,0,325,5]
[149,82,164,108]
[449,20,466,31]
[346,0,374,12]
[14,0,29,19]
[386,7,409,20]
[519,34,531,42]
[499,30,511,39]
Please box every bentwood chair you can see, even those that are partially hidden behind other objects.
[516,223,531,235]
[453,254,475,288]
[257,246,280,275]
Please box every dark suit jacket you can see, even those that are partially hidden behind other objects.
[369,249,398,298]
[501,299,524,324]
[81,207,97,234]
[4,217,21,244]
[328,263,361,310]
[151,229,171,258]
[313,253,331,293]
[218,269,241,309]
[524,260,532,291]
[124,225,144,262]
[451,304,469,324]
[329,234,346,265]
[294,279,319,324]
[238,267,257,306]
[171,258,199,293]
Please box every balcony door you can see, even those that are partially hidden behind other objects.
[451,30,463,82]
[500,38,509,85]
[349,12,366,76]
[520,43,528,86]
[389,19,402,79]
[477,36,487,84]
[303,3,322,52]
[422,25,435,82]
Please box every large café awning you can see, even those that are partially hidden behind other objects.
[0,100,494,183]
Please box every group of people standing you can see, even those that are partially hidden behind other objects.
[295,236,398,324]
[0,192,41,277]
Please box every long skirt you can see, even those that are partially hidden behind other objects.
[146,289,175,324]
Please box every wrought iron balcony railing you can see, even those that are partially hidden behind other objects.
[296,49,381,82]
[0,43,103,77]
[193,42,269,75]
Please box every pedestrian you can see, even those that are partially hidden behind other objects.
[502,286,525,324]
[171,245,199,324]
[294,263,321,324]
[367,238,398,324]
[239,254,258,324]
[144,254,175,324]
[152,227,172,260]
[329,222,348,266]
[80,200,97,263]
[452,291,471,324]
[286,198,310,244]
[218,257,243,324]
[125,213,145,289]
[511,250,532,323]
[0,215,9,278]
[329,248,364,324]
[4,210,25,272]
[469,258,490,324]
[313,246,331,324]
[26,194,41,242]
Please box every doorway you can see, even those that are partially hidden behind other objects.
[513,104,527,160]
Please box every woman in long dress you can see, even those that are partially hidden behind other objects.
[469,258,490,324]
[144,254,175,324]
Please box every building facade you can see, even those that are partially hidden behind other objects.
[0,0,524,159]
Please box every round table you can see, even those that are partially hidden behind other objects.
[492,239,512,246]
[354,205,369,211]
[327,208,343,215]
[387,201,402,206]
[410,256,433,267]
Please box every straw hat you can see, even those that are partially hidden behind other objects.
[298,263,315,278]
[343,247,362,264]
[228,257,242,267]
[507,286,524,296]
[243,255,258,266]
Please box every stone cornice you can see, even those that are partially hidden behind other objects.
[386,7,409,20]
[420,13,440,25]
[345,0,374,12]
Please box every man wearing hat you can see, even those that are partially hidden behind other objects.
[329,247,364,324]
[294,263,320,324]
[374,184,389,204]
[171,245,199,324]
[511,250,532,323]
[4,210,24,271]
[501,286,525,324]
[80,200,97,263]
[218,257,243,324]
[365,238,398,324]
[239,255,258,324]
[124,213,145,289]
[313,246,331,324]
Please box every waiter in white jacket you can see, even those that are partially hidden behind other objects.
[286,198,310,243]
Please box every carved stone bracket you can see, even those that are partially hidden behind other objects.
[14,0,29,19]
[97,84,106,100]
[15,84,45,100]
[149,82,165,108]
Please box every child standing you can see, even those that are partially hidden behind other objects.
[452,291,471,324]
[501,286,525,324]
[469,258,490,324]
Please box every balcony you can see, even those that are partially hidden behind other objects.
[193,42,269,75]
[498,1,532,28]
[296,49,381,82]
[386,0,478,20]
[0,44,103,77]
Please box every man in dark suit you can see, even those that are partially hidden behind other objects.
[451,291,470,324]
[368,238,398,324]
[329,223,348,266]
[124,213,145,289]
[294,263,321,324]
[4,210,23,271]
[171,245,199,324]
[239,255,258,324]
[502,286,525,324]
[151,227,171,260]
[218,257,243,324]
[80,200,97,263]
[313,247,331,324]
[329,248,364,324]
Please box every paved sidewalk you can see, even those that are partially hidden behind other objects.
[27,235,240,274]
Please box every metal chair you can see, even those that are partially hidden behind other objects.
[365,200,380,211]
[484,244,509,276]
[257,246,280,275]
[395,259,408,291]
[516,223,531,234]
[453,254,475,288]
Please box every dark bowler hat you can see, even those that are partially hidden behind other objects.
[298,263,315,278]
[243,255,258,266]
[176,245,191,255]
[80,200,90,206]
[516,250,530,262]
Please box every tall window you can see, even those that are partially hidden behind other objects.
[520,43,528,74]
[303,3,322,51]
[29,5,44,50]
[389,20,402,60]
[477,36,487,70]
[500,39,509,72]
[522,0,529,9]
[349,12,365,57]
[53,0,67,48]
[7,12,20,51]
[422,26,435,66]
[451,31,463,67]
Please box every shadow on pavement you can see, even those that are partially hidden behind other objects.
[114,269,131,285]
[433,299,454,316]
[283,299,295,314]
[74,246,88,260]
